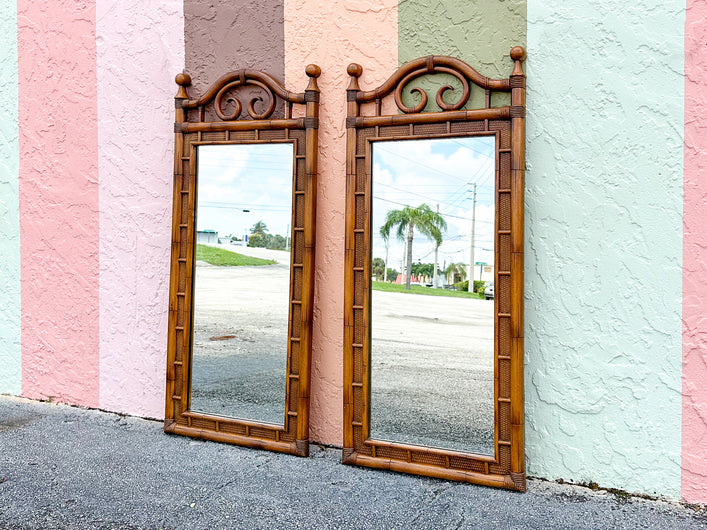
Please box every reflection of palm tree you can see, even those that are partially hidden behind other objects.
[380,203,447,290]
[250,220,269,236]
[445,262,467,285]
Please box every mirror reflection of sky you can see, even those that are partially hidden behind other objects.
[196,144,293,239]
[372,136,495,273]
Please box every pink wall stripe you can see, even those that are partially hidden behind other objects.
[18,1,99,407]
[97,0,184,418]
[683,0,707,504]
[284,0,398,445]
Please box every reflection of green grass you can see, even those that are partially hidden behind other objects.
[196,244,276,266]
[372,281,484,299]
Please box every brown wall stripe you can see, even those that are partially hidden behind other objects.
[184,0,285,94]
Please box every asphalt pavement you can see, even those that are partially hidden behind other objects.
[0,396,705,529]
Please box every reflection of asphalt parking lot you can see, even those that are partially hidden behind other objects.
[371,290,495,455]
[190,244,495,456]
[190,250,290,425]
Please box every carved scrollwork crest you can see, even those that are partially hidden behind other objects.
[394,65,471,113]
[347,52,526,115]
[175,67,320,123]
[214,78,277,120]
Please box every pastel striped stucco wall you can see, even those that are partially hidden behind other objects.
[8,0,185,412]
[0,0,706,503]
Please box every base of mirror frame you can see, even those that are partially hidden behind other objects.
[341,449,526,492]
[164,420,309,457]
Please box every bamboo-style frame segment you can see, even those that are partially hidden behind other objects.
[343,50,526,490]
[165,66,321,456]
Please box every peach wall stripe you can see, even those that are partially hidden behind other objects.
[18,0,99,407]
[683,0,707,505]
[284,0,398,445]
[97,0,185,418]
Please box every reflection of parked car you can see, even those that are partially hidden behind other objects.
[484,281,494,300]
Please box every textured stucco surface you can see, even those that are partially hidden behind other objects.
[97,0,184,418]
[399,0,526,77]
[184,0,284,94]
[683,0,707,504]
[18,1,100,407]
[3,0,705,503]
[284,0,398,445]
[398,0,526,109]
[0,0,21,395]
[525,1,683,497]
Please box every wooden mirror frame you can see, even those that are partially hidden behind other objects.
[164,65,321,456]
[342,49,526,490]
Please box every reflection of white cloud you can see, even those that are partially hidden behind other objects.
[196,144,293,238]
[372,137,496,270]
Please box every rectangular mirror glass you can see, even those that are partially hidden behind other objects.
[190,143,294,425]
[370,136,496,455]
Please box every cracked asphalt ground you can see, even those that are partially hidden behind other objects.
[1,396,706,529]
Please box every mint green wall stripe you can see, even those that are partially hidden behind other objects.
[525,1,683,497]
[398,0,526,77]
[0,0,21,395]
[398,1,526,109]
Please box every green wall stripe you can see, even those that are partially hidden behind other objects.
[398,0,526,109]
[398,0,526,76]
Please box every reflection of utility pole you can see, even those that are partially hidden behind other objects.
[241,209,250,244]
[286,223,290,251]
[383,237,389,282]
[467,183,477,292]
[433,204,440,288]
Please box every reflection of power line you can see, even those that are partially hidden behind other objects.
[435,158,494,215]
[404,244,494,261]
[199,202,290,212]
[374,144,494,185]
[375,181,492,212]
[373,233,493,244]
[449,138,495,159]
[466,157,495,189]
[198,166,292,173]
[417,243,491,260]
[374,195,493,224]
[393,183,493,189]
[374,234,493,259]
[438,247,494,256]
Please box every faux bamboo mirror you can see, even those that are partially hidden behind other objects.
[165,65,320,456]
[343,49,526,490]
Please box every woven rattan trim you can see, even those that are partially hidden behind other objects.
[509,76,525,89]
[509,106,525,118]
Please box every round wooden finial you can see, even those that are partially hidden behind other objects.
[175,72,191,86]
[510,46,526,62]
[347,63,363,78]
[305,64,321,78]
